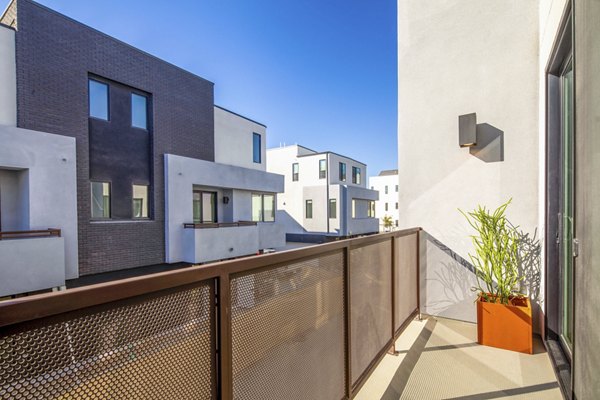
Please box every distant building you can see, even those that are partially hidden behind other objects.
[369,169,399,231]
[267,145,379,242]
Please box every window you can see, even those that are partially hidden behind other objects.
[252,193,275,222]
[339,162,346,181]
[371,186,374,190]
[368,201,375,218]
[329,199,337,219]
[89,79,108,120]
[352,166,361,184]
[132,184,149,218]
[395,202,398,210]
[395,185,399,192]
[91,182,110,219]
[352,199,356,218]
[292,163,299,181]
[253,133,261,163]
[306,200,313,219]
[319,159,327,179]
[385,185,388,194]
[131,93,147,129]
[395,220,399,227]
[385,202,388,211]
[263,194,275,222]
[193,191,217,223]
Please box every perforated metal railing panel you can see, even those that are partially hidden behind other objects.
[0,282,215,399]
[395,233,419,331]
[230,251,346,400]
[350,240,393,385]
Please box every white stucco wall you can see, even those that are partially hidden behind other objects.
[0,237,65,296]
[397,1,570,330]
[214,106,267,171]
[398,0,540,248]
[184,225,259,264]
[369,173,400,229]
[164,154,284,263]
[0,25,16,126]
[398,1,541,322]
[0,126,78,282]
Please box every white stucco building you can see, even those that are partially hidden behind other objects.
[267,145,378,241]
[165,106,285,264]
[368,169,399,231]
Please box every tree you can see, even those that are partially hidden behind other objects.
[382,215,393,232]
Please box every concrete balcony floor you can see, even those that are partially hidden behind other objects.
[356,317,562,400]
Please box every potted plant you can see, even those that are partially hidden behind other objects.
[460,199,533,354]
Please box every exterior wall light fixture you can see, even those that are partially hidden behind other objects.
[459,113,477,147]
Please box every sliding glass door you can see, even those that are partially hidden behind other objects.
[559,57,574,355]
[193,190,217,224]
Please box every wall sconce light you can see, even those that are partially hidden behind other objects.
[459,113,477,147]
[223,196,230,204]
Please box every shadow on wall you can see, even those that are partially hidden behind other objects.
[420,231,478,323]
[514,225,542,331]
[275,210,306,234]
[469,123,504,163]
[420,227,542,331]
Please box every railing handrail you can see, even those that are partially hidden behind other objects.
[0,226,420,328]
[183,221,258,229]
[0,228,61,240]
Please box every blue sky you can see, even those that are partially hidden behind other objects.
[37,0,398,178]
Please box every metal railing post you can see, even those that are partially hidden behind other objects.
[344,245,352,399]
[218,273,233,400]
[390,235,397,352]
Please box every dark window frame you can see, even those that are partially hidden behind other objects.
[131,92,148,130]
[319,159,327,179]
[88,78,109,121]
[132,184,150,219]
[352,166,361,184]
[329,198,337,219]
[252,193,275,222]
[253,133,262,163]
[193,190,218,223]
[306,199,313,219]
[339,162,347,181]
[90,181,111,220]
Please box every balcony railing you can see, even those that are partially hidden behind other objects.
[0,228,61,240]
[0,227,420,399]
[184,221,257,229]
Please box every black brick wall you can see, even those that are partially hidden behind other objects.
[13,0,215,275]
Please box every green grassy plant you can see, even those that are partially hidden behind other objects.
[459,199,522,305]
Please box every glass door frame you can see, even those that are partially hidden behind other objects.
[193,190,218,224]
[558,54,574,361]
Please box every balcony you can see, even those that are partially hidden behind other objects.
[183,222,259,263]
[0,229,65,297]
[0,228,559,399]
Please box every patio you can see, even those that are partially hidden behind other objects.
[356,317,561,400]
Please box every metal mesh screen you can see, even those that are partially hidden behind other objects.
[395,233,419,331]
[0,282,215,399]
[230,251,345,400]
[350,240,392,385]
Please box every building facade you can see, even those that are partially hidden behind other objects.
[267,145,378,241]
[0,0,284,295]
[397,0,600,397]
[369,169,400,231]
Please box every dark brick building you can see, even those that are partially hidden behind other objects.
[1,0,215,275]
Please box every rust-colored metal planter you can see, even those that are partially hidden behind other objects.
[476,295,532,354]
